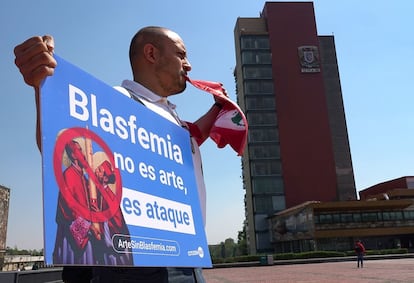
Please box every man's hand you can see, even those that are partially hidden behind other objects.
[213,85,229,107]
[14,35,57,88]
[90,222,102,241]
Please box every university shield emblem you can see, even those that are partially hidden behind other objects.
[303,50,314,64]
[298,45,321,73]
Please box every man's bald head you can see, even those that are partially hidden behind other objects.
[128,26,190,97]
[129,26,181,71]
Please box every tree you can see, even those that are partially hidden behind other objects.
[5,246,44,256]
[236,222,248,256]
[223,238,236,258]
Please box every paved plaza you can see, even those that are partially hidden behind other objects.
[203,258,414,283]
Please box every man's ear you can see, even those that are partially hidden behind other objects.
[143,43,158,63]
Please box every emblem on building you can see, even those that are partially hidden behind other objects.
[298,45,320,73]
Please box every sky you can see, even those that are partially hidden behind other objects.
[1,0,413,250]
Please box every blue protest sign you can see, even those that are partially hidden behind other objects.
[40,55,211,268]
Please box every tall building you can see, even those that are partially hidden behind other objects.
[0,185,10,269]
[234,2,356,254]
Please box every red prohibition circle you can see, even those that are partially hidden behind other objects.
[53,127,122,222]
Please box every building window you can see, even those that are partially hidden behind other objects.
[272,195,286,211]
[247,112,277,126]
[340,213,353,223]
[254,197,273,214]
[404,210,414,220]
[249,143,280,159]
[244,80,274,94]
[246,96,275,110]
[240,36,270,49]
[251,160,282,176]
[353,213,361,222]
[248,128,279,142]
[332,214,340,223]
[361,212,378,222]
[252,176,284,194]
[256,231,272,251]
[254,196,284,214]
[319,214,332,224]
[254,214,269,230]
[243,66,273,79]
[242,51,272,64]
[377,211,383,221]
[382,211,403,221]
[406,177,414,188]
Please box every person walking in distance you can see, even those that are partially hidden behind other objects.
[355,240,366,268]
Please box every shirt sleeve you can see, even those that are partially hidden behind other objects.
[184,121,203,146]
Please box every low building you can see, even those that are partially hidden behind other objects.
[359,176,414,200]
[2,255,44,271]
[269,178,414,253]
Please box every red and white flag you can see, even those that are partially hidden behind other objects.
[187,78,248,156]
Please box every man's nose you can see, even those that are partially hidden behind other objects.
[183,60,192,72]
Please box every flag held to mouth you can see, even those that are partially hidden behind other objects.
[187,78,248,156]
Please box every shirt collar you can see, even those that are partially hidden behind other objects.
[120,79,176,110]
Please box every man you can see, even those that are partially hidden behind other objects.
[54,140,96,265]
[14,26,226,282]
[94,160,134,266]
[54,140,96,282]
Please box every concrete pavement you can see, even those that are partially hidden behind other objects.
[203,258,414,282]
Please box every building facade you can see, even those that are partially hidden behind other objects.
[269,198,414,253]
[233,2,356,254]
[359,176,414,200]
[0,185,10,270]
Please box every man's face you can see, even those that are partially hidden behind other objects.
[70,142,84,168]
[95,165,107,184]
[155,31,191,96]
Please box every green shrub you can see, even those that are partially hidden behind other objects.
[274,253,295,260]
[211,248,409,264]
[292,251,345,259]
[212,254,261,264]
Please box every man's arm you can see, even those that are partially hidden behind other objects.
[14,35,57,150]
[192,103,222,144]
